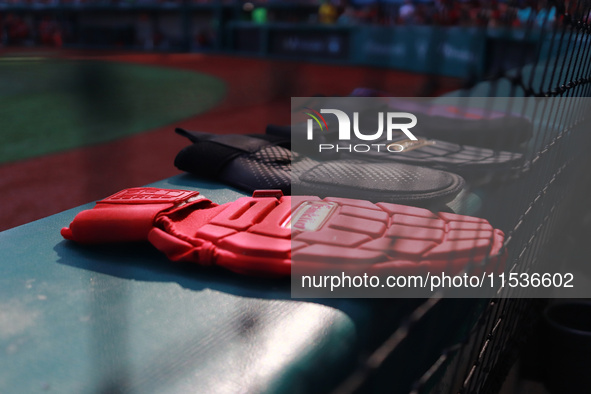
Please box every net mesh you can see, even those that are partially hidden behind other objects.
[333,1,591,392]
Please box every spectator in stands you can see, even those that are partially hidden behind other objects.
[337,6,359,25]
[516,0,534,26]
[514,0,556,28]
[478,1,502,27]
[497,1,519,27]
[252,6,268,24]
[38,16,63,47]
[398,0,416,25]
[318,0,338,24]
[432,0,460,26]
[4,14,30,46]
[357,2,379,24]
[535,0,556,28]
[413,3,430,24]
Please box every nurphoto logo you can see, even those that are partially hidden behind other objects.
[304,108,418,153]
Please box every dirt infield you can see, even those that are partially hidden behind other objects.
[0,50,462,231]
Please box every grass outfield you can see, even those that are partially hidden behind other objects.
[0,58,226,164]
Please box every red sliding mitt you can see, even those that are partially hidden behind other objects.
[62,187,506,277]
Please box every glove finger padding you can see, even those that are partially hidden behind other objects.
[149,190,293,276]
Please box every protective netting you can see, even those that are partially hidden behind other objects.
[332,1,591,392]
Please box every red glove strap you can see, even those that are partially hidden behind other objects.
[61,188,208,243]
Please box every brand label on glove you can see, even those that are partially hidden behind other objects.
[103,187,199,204]
[282,201,337,231]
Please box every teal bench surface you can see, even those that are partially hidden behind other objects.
[4,176,469,393]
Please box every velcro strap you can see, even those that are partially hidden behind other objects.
[175,129,278,178]
[61,188,208,243]
[176,128,275,152]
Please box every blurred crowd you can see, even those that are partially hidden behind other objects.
[0,1,579,48]
[1,14,63,46]
[320,0,561,28]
